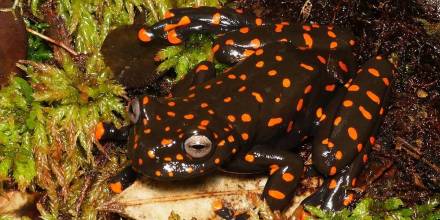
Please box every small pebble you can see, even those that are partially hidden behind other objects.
[417,89,428,98]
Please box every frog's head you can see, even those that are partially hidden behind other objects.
[127,95,240,180]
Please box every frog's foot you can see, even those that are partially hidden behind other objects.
[108,166,137,193]
[262,155,304,211]
[95,122,130,143]
[301,143,369,211]
[222,146,304,211]
[172,61,216,95]
[138,6,262,45]
[214,206,250,220]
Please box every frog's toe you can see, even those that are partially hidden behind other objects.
[302,151,366,211]
[95,122,130,143]
[302,180,357,211]
[300,184,327,208]
[108,166,137,194]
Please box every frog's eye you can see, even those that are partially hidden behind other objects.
[128,98,140,123]
[184,135,213,158]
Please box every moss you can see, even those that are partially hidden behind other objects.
[1,0,226,218]
[152,1,228,81]
[305,197,440,220]
[24,20,53,62]
[156,34,218,81]
[0,77,36,191]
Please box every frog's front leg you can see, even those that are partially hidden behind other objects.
[305,56,394,210]
[223,145,304,211]
[95,124,138,193]
[108,166,138,193]
[95,122,130,143]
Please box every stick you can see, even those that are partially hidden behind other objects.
[26,27,79,56]
[396,137,440,174]
[75,173,94,214]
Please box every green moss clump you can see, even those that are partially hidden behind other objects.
[156,34,218,81]
[150,0,229,80]
[144,0,227,26]
[57,0,150,53]
[24,20,53,62]
[305,197,440,220]
[0,77,36,191]
[17,50,127,217]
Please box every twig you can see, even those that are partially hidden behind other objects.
[396,136,421,154]
[75,173,95,215]
[94,141,112,161]
[366,159,394,186]
[26,27,79,56]
[396,136,440,174]
[0,8,12,12]
[0,0,16,12]
[299,0,312,22]
[0,0,20,15]
[354,158,393,194]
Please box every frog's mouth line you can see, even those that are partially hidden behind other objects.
[141,160,215,181]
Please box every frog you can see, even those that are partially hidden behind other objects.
[96,6,394,213]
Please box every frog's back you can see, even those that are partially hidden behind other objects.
[177,44,333,146]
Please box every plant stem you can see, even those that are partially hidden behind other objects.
[26,27,79,56]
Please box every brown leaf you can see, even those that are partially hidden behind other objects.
[99,175,313,219]
[0,191,39,218]
[0,0,27,86]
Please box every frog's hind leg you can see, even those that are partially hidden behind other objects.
[211,23,358,70]
[108,166,138,193]
[138,7,263,45]
[222,145,304,211]
[172,61,217,95]
[304,56,394,211]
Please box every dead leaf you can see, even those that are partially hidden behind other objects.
[0,191,38,218]
[0,0,27,86]
[99,175,315,220]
